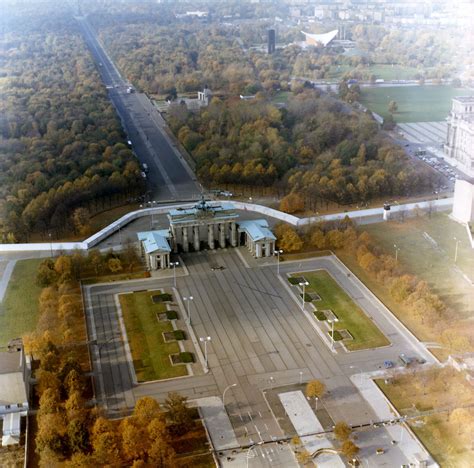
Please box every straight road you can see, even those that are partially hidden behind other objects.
[76,16,201,201]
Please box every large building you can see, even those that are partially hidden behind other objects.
[138,199,276,269]
[445,97,474,177]
[268,28,276,54]
[301,29,338,47]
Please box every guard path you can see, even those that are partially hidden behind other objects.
[0,260,16,303]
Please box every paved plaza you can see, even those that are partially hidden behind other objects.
[83,248,437,465]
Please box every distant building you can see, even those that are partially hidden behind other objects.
[445,97,474,176]
[268,28,276,54]
[301,30,339,47]
[137,199,276,269]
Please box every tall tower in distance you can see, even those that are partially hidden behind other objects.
[268,29,276,54]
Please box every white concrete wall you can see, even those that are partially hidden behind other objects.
[452,179,474,223]
[0,198,454,253]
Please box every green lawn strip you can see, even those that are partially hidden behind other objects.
[293,270,389,350]
[360,85,474,122]
[119,291,187,382]
[0,259,43,346]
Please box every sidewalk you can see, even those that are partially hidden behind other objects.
[351,372,439,467]
[0,260,16,303]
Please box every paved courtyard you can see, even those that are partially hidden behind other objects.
[83,249,437,465]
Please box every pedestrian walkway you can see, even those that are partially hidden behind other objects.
[0,260,16,303]
[198,396,239,451]
[279,390,345,467]
[351,372,439,467]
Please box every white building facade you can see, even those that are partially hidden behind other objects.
[445,97,474,177]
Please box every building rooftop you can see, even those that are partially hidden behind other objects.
[454,96,474,103]
[238,219,276,242]
[0,352,22,375]
[137,230,171,254]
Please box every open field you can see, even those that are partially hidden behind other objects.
[360,85,474,122]
[293,270,389,351]
[0,259,43,346]
[119,290,187,382]
[377,367,474,467]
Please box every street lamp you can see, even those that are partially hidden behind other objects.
[328,318,339,350]
[200,336,211,371]
[394,244,400,262]
[149,200,157,229]
[170,261,179,287]
[48,232,53,258]
[183,296,193,324]
[299,371,303,384]
[222,383,237,409]
[274,249,283,274]
[454,237,461,263]
[299,281,309,311]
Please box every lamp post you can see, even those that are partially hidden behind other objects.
[183,296,193,324]
[394,244,400,262]
[328,318,339,350]
[48,232,53,258]
[200,336,211,371]
[299,371,303,384]
[222,383,237,409]
[170,261,179,287]
[299,281,309,311]
[149,200,157,229]
[274,249,283,274]
[454,237,461,263]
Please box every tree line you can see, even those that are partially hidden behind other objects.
[274,217,472,354]
[0,6,144,242]
[169,89,439,205]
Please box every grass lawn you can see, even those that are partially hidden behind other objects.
[270,90,291,104]
[360,85,474,122]
[354,213,474,358]
[376,367,474,467]
[0,259,43,346]
[119,290,187,382]
[293,270,389,350]
[82,271,149,285]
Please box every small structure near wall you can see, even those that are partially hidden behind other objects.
[137,230,171,270]
[238,219,276,258]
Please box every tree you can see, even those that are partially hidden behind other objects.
[134,397,163,425]
[164,392,194,435]
[148,437,176,467]
[388,100,398,114]
[305,379,326,402]
[120,417,149,462]
[334,421,352,441]
[36,259,58,286]
[279,192,305,214]
[91,418,121,465]
[296,449,312,464]
[107,257,123,273]
[277,226,304,253]
[310,229,326,249]
[68,417,90,454]
[340,439,359,459]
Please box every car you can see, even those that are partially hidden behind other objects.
[376,448,385,455]
[384,360,394,368]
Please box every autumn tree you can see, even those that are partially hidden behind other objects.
[334,421,352,441]
[340,439,360,459]
[91,417,122,466]
[276,225,304,253]
[305,379,326,405]
[165,392,194,435]
[279,192,305,214]
[388,100,398,114]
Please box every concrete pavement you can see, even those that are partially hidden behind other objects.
[82,248,437,466]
